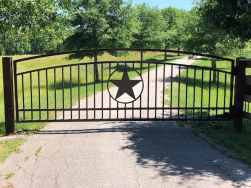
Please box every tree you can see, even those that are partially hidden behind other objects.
[0,0,60,33]
[132,4,165,49]
[182,9,242,56]
[161,7,188,55]
[64,0,138,81]
[197,0,251,41]
[0,0,72,55]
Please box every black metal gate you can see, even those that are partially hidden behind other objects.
[13,49,234,122]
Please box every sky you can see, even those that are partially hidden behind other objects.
[130,0,195,10]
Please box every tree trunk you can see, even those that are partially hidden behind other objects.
[178,47,180,56]
[211,59,216,83]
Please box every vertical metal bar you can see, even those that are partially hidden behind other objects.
[86,64,88,119]
[30,72,33,120]
[38,71,41,120]
[70,66,72,119]
[216,71,220,118]
[117,62,119,119]
[193,68,196,119]
[62,67,64,120]
[230,60,235,117]
[14,60,19,123]
[93,64,96,119]
[54,68,57,120]
[132,62,135,119]
[170,65,173,118]
[185,67,188,119]
[140,51,143,119]
[37,71,41,120]
[22,74,25,120]
[78,65,80,119]
[208,70,212,119]
[155,63,158,118]
[124,62,126,119]
[46,69,49,120]
[201,69,204,119]
[109,62,111,119]
[147,62,150,119]
[223,73,227,114]
[162,64,166,119]
[178,65,181,119]
[101,63,104,119]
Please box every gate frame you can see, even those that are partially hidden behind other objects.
[1,48,242,134]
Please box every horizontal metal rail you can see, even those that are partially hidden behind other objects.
[16,61,233,75]
[14,48,234,63]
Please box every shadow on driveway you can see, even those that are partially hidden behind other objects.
[37,121,251,187]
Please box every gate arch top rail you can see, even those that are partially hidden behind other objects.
[13,48,234,63]
[16,60,233,76]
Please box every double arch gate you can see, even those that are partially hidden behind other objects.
[12,49,235,123]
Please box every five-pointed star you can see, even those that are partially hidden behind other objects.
[110,69,142,100]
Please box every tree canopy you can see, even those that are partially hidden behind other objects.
[0,0,250,57]
[0,0,60,32]
[64,0,137,59]
[197,0,251,41]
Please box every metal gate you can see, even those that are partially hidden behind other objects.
[13,49,234,122]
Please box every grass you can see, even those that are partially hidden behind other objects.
[0,138,25,164]
[35,146,42,157]
[5,173,14,179]
[167,57,251,165]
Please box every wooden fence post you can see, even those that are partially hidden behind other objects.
[233,58,246,131]
[2,57,15,134]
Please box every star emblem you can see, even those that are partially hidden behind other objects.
[109,68,142,100]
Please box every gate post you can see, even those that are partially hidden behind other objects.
[233,58,246,131]
[2,57,15,134]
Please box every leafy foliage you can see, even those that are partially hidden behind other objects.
[182,9,245,56]
[64,0,138,59]
[0,0,250,57]
[0,0,59,32]
[197,0,251,41]
[132,4,165,49]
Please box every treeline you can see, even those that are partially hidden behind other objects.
[0,0,250,57]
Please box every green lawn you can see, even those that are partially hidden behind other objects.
[166,57,251,165]
[0,138,25,164]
